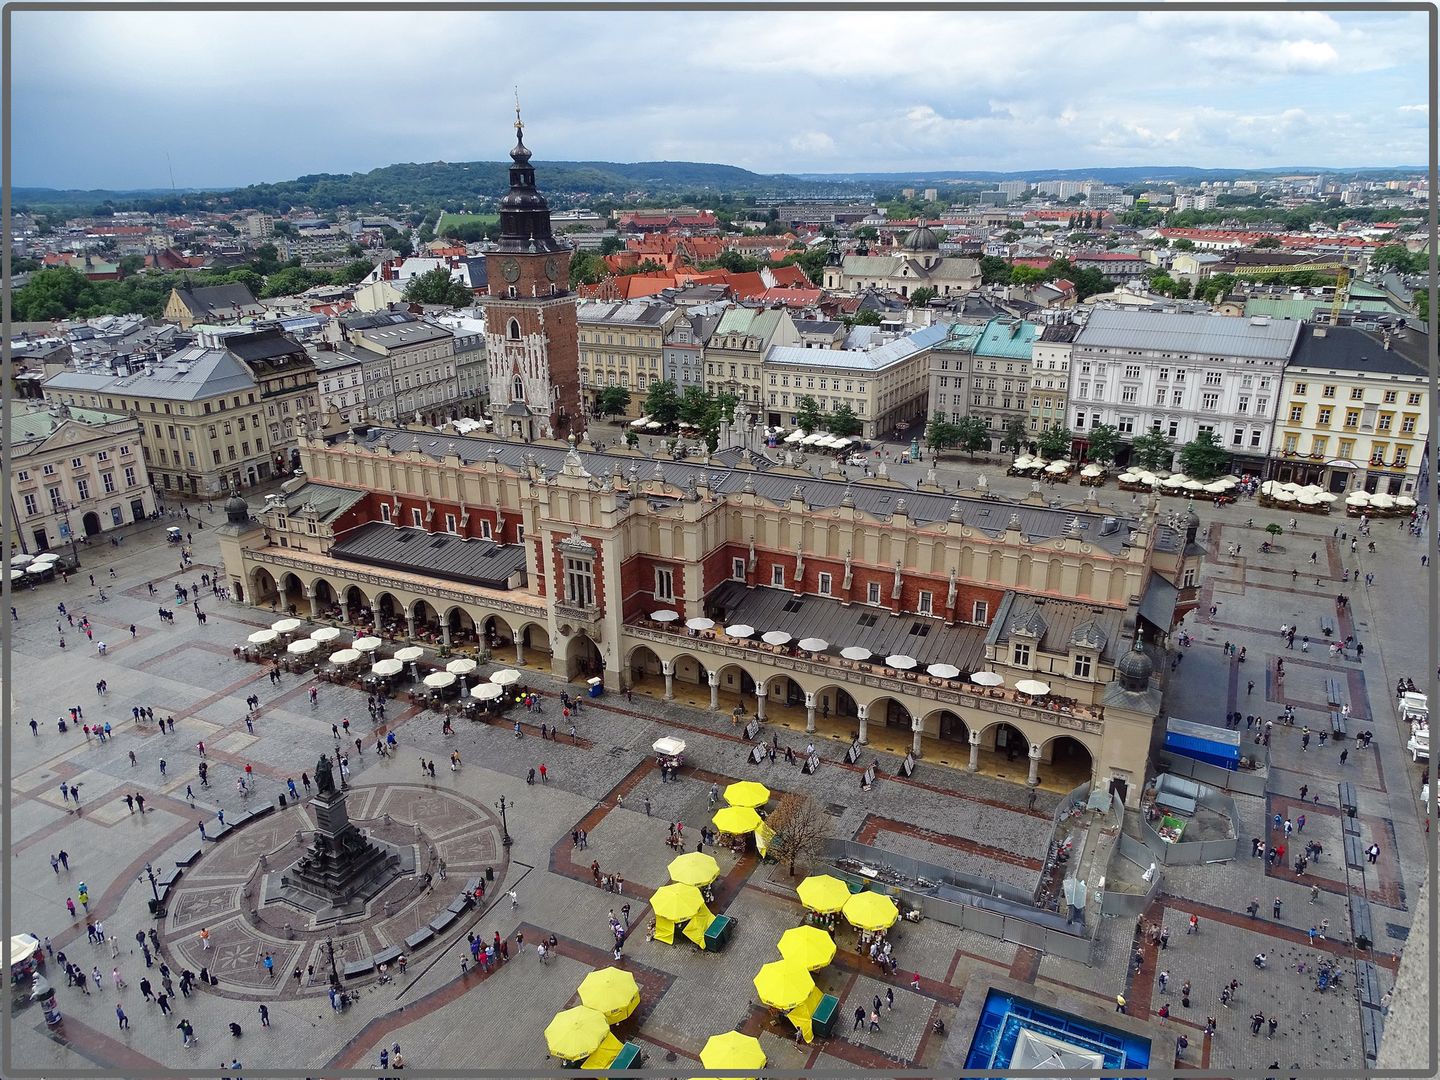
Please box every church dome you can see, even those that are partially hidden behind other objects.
[902,225,941,251]
[1115,646,1154,691]
[225,494,250,524]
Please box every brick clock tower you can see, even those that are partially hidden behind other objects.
[481,111,582,441]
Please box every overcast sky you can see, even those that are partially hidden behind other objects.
[12,9,1429,190]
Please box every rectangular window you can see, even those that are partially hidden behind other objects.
[23,493,38,516]
[654,567,675,601]
[76,478,90,500]
[1316,407,1332,426]
[1321,385,1336,398]
[817,572,832,596]
[1124,365,1141,380]
[972,600,989,624]
[124,466,137,486]
[917,591,933,615]
[1401,415,1417,433]
[1205,371,1222,387]
[867,581,882,605]
[374,502,391,524]
[1232,427,1244,446]
[101,473,116,493]
[1378,414,1393,432]
[1072,653,1093,678]
[48,486,63,511]
[1171,390,1183,407]
[1237,396,1249,413]
[772,565,785,587]
[480,519,493,540]
[445,514,457,533]
[1289,405,1304,422]
[1407,392,1422,406]
[1201,392,1219,411]
[732,557,746,581]
[411,509,423,528]
[1293,382,1308,396]
[1344,410,1360,428]
[1012,641,1031,666]
[1351,387,1364,400]
[1311,436,1328,456]
[565,557,595,607]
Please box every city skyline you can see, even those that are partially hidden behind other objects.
[12,8,1429,190]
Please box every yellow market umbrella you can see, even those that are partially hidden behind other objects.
[577,967,641,1024]
[650,882,705,923]
[796,874,851,914]
[777,925,837,971]
[753,959,816,1012]
[699,1031,767,1073]
[544,1006,611,1062]
[712,805,762,835]
[843,890,900,932]
[668,850,721,887]
[581,1032,623,1070]
[723,780,771,808]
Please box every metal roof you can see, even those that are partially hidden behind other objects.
[1288,324,1428,378]
[331,522,527,589]
[44,345,257,401]
[975,318,1039,359]
[765,323,948,373]
[343,427,1142,556]
[265,482,365,524]
[984,593,1123,663]
[1075,308,1301,360]
[705,581,990,671]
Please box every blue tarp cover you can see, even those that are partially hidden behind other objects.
[1164,731,1240,770]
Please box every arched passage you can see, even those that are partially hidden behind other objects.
[483,614,515,655]
[82,511,102,536]
[516,622,552,668]
[250,567,279,608]
[312,578,338,617]
[925,709,970,744]
[342,585,370,623]
[1040,734,1094,792]
[628,645,664,693]
[444,605,477,650]
[411,598,442,642]
[869,695,912,731]
[279,572,306,615]
[983,720,1031,764]
[374,591,403,636]
[811,684,859,722]
[565,634,603,680]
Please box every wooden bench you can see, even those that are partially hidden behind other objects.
[428,910,459,934]
[176,848,202,867]
[1330,711,1348,737]
[404,928,434,950]
[343,958,375,979]
[1326,677,1345,707]
[1348,893,1375,950]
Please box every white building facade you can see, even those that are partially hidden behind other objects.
[1070,309,1298,472]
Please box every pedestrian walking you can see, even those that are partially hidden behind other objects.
[1273,897,1283,918]
[117,1004,129,1029]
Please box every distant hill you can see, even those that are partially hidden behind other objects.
[796,165,1426,184]
[15,160,859,214]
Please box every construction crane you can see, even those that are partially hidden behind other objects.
[1224,261,1353,323]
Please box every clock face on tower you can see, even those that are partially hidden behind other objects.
[501,257,521,283]
[545,257,560,282]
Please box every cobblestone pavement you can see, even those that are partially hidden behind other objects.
[5,483,1428,1073]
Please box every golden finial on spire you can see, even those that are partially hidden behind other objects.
[514,87,523,132]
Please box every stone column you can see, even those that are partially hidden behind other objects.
[804,692,817,733]
[967,730,981,772]
[911,717,924,758]
[406,612,417,639]
[857,703,869,744]
[306,589,320,618]
[755,682,768,721]
[1027,743,1042,787]
[662,660,675,701]
[441,622,451,647]
[514,638,525,664]
[708,670,719,710]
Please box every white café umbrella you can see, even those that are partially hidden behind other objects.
[686,617,716,632]
[394,646,424,663]
[885,654,918,670]
[1346,492,1370,505]
[9,554,34,568]
[287,638,319,655]
[490,668,522,687]
[1162,475,1186,488]
[1117,472,1139,483]
[1013,455,1035,469]
[1273,489,1297,502]
[725,624,755,638]
[248,629,279,645]
[840,646,872,661]
[785,430,806,444]
[371,658,403,677]
[1080,464,1104,477]
[1045,461,1068,474]
[1316,492,1339,503]
[1370,492,1396,508]
[970,671,1004,687]
[33,551,60,563]
[630,417,649,428]
[353,636,382,653]
[1203,481,1228,494]
[1015,679,1052,697]
[423,671,457,689]
[329,648,361,665]
[271,618,303,634]
[927,663,961,679]
[1396,495,1417,508]
[651,610,680,623]
[446,658,478,676]
[1183,480,1206,491]
[798,637,828,652]
[646,421,663,430]
[472,682,505,701]
[25,564,50,576]
[311,626,342,643]
[762,631,792,646]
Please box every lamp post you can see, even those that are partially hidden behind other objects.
[326,935,341,989]
[57,501,81,568]
[142,862,161,918]
[495,796,512,848]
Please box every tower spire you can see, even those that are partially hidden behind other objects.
[514,86,523,136]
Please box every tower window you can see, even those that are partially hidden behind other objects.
[513,376,524,400]
[508,319,521,341]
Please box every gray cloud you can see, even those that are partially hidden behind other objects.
[11,9,1426,190]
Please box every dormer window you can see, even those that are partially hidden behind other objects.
[1072,653,1093,679]
[1012,641,1031,667]
[508,319,521,341]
